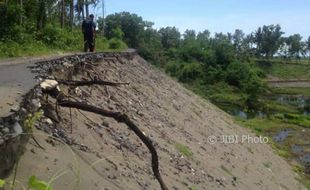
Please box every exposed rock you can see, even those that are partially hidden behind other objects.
[12,122,23,137]
[10,105,20,113]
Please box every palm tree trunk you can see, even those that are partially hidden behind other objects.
[69,0,74,30]
[81,0,85,20]
[85,0,89,17]
[61,0,65,28]
[77,0,81,21]
[19,0,23,25]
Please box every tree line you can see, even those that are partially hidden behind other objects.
[0,0,98,31]
[101,12,310,60]
[0,0,128,57]
[0,3,308,110]
[99,12,310,111]
[0,0,103,44]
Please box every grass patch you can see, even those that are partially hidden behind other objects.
[297,177,310,190]
[235,117,291,135]
[264,100,300,114]
[175,143,193,158]
[271,87,310,97]
[189,186,198,190]
[259,62,310,80]
[283,114,310,128]
[275,149,290,158]
[0,37,127,59]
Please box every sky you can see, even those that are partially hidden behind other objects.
[94,0,310,38]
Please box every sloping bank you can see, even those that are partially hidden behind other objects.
[0,51,306,190]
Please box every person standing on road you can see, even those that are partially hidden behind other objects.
[82,14,96,52]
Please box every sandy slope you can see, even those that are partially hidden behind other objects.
[5,54,306,190]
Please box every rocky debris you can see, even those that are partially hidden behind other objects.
[10,105,20,113]
[170,154,193,173]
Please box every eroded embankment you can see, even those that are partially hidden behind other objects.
[1,52,306,190]
[0,87,41,178]
[0,52,136,180]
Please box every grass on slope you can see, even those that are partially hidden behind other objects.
[0,37,127,59]
[258,62,310,80]
[271,87,310,97]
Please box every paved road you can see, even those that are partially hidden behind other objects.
[0,50,137,117]
[0,54,71,117]
[0,60,37,117]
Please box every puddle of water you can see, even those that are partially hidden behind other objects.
[301,154,310,175]
[273,129,310,174]
[292,145,304,154]
[273,95,310,115]
[273,129,291,143]
[301,154,310,163]
[232,110,267,119]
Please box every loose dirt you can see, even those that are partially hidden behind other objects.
[2,53,306,190]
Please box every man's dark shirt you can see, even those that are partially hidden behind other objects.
[82,19,96,37]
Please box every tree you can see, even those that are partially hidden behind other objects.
[197,30,211,48]
[212,33,235,66]
[307,36,310,58]
[138,28,164,64]
[69,0,74,30]
[60,0,65,28]
[232,29,245,56]
[183,29,196,41]
[37,0,47,30]
[104,12,152,47]
[158,26,181,49]
[254,24,284,58]
[286,34,303,58]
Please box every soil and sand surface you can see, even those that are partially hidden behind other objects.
[0,52,307,189]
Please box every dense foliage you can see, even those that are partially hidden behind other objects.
[1,4,309,110]
[0,0,126,57]
[103,12,300,110]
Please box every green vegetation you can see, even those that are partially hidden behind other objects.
[0,179,4,188]
[259,62,310,79]
[235,117,293,134]
[283,114,310,128]
[271,87,310,96]
[301,179,310,190]
[189,186,198,190]
[28,176,52,190]
[0,1,127,58]
[23,112,43,131]
[1,3,309,187]
[175,143,193,158]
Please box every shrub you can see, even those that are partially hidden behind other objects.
[175,143,193,158]
[108,38,127,50]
